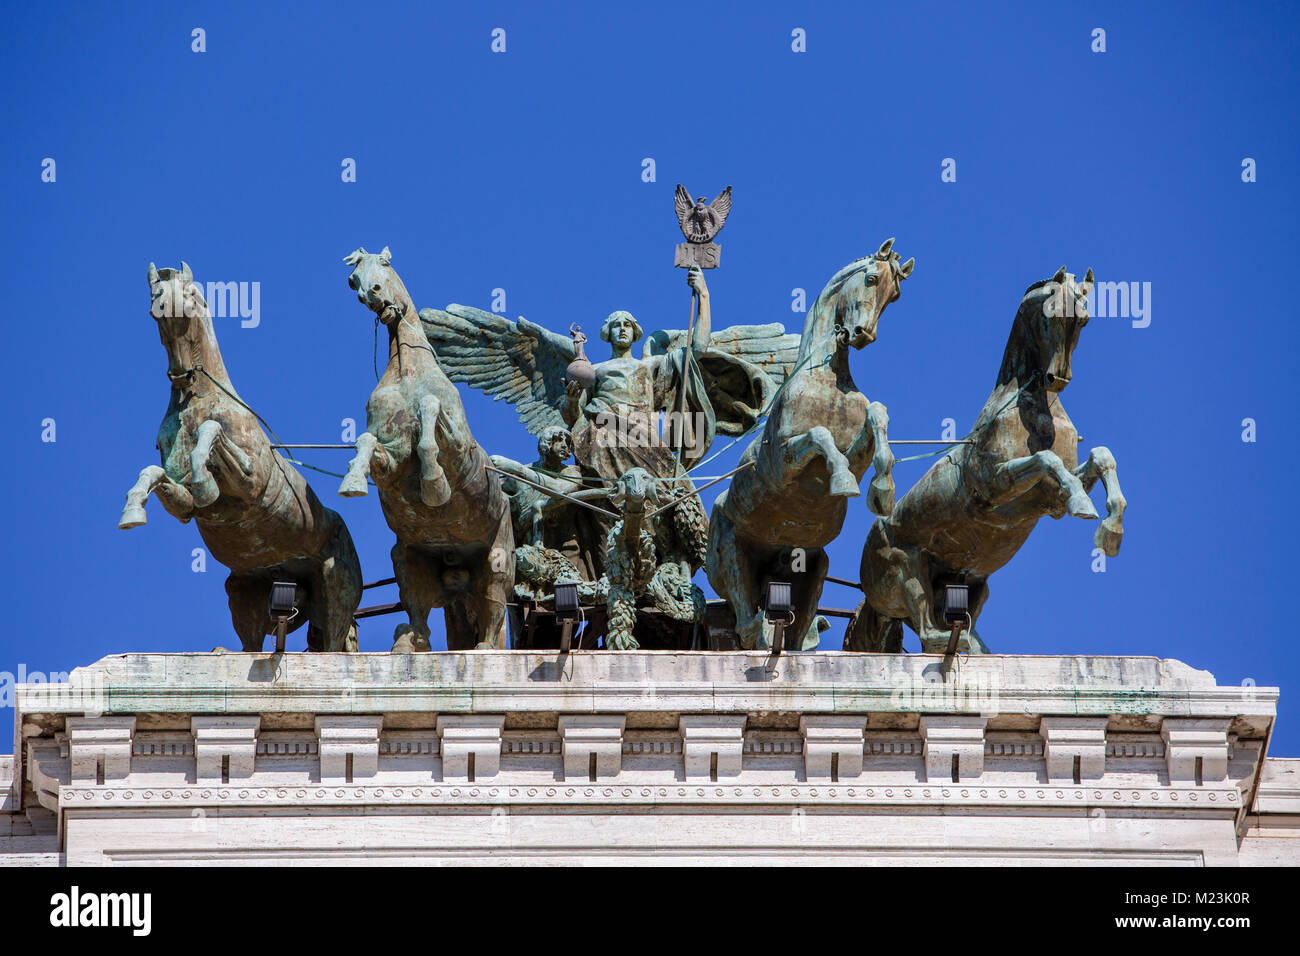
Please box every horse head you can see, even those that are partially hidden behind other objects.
[345,246,413,326]
[801,238,914,359]
[147,261,212,385]
[1004,266,1095,392]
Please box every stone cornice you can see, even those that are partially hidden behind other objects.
[7,651,1288,857]
[13,652,1278,725]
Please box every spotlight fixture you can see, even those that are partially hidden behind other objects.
[763,581,795,658]
[268,581,298,653]
[554,581,581,653]
[940,583,970,657]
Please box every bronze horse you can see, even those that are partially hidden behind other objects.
[848,267,1126,653]
[706,240,913,649]
[118,264,362,651]
[338,248,514,651]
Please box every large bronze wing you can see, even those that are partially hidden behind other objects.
[642,322,801,435]
[643,322,800,383]
[419,304,575,436]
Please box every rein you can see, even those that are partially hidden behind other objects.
[185,364,368,485]
[895,370,1047,464]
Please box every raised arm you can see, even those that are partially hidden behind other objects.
[686,265,711,350]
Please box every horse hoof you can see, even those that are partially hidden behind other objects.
[1067,492,1099,519]
[338,476,369,498]
[420,473,452,507]
[867,477,895,515]
[190,476,219,509]
[118,506,146,529]
[829,471,861,497]
[1095,520,1123,557]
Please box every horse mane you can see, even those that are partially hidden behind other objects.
[798,255,879,361]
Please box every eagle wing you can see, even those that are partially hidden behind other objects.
[419,304,575,436]
[707,186,733,235]
[674,184,694,238]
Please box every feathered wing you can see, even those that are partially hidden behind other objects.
[645,322,800,383]
[419,304,575,436]
[674,184,694,237]
[643,322,801,436]
[708,186,732,233]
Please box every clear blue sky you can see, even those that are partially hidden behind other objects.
[2,2,1297,753]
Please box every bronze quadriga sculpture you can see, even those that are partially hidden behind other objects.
[338,248,515,652]
[706,240,913,650]
[118,264,363,651]
[847,268,1126,654]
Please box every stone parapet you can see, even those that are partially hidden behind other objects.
[2,652,1293,865]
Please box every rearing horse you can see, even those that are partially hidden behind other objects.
[848,267,1126,654]
[706,239,913,649]
[118,263,362,651]
[338,247,514,651]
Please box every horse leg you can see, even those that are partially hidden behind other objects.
[339,432,380,497]
[188,421,253,507]
[209,431,254,494]
[391,544,440,653]
[417,394,452,507]
[189,420,228,508]
[119,465,196,529]
[846,401,896,515]
[471,510,514,650]
[225,574,270,652]
[990,450,1098,519]
[314,521,363,651]
[844,599,904,653]
[873,547,947,653]
[1075,446,1126,556]
[782,426,858,497]
[443,599,475,651]
[705,504,765,649]
[961,577,992,654]
[784,549,828,651]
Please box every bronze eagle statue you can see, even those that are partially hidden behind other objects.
[675,184,732,244]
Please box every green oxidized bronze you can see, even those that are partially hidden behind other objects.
[847,267,1126,654]
[706,240,913,650]
[338,247,515,652]
[119,263,363,651]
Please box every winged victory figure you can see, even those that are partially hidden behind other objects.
[419,270,800,580]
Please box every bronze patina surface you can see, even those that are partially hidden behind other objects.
[338,248,514,652]
[848,268,1126,654]
[706,240,913,650]
[119,264,362,651]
